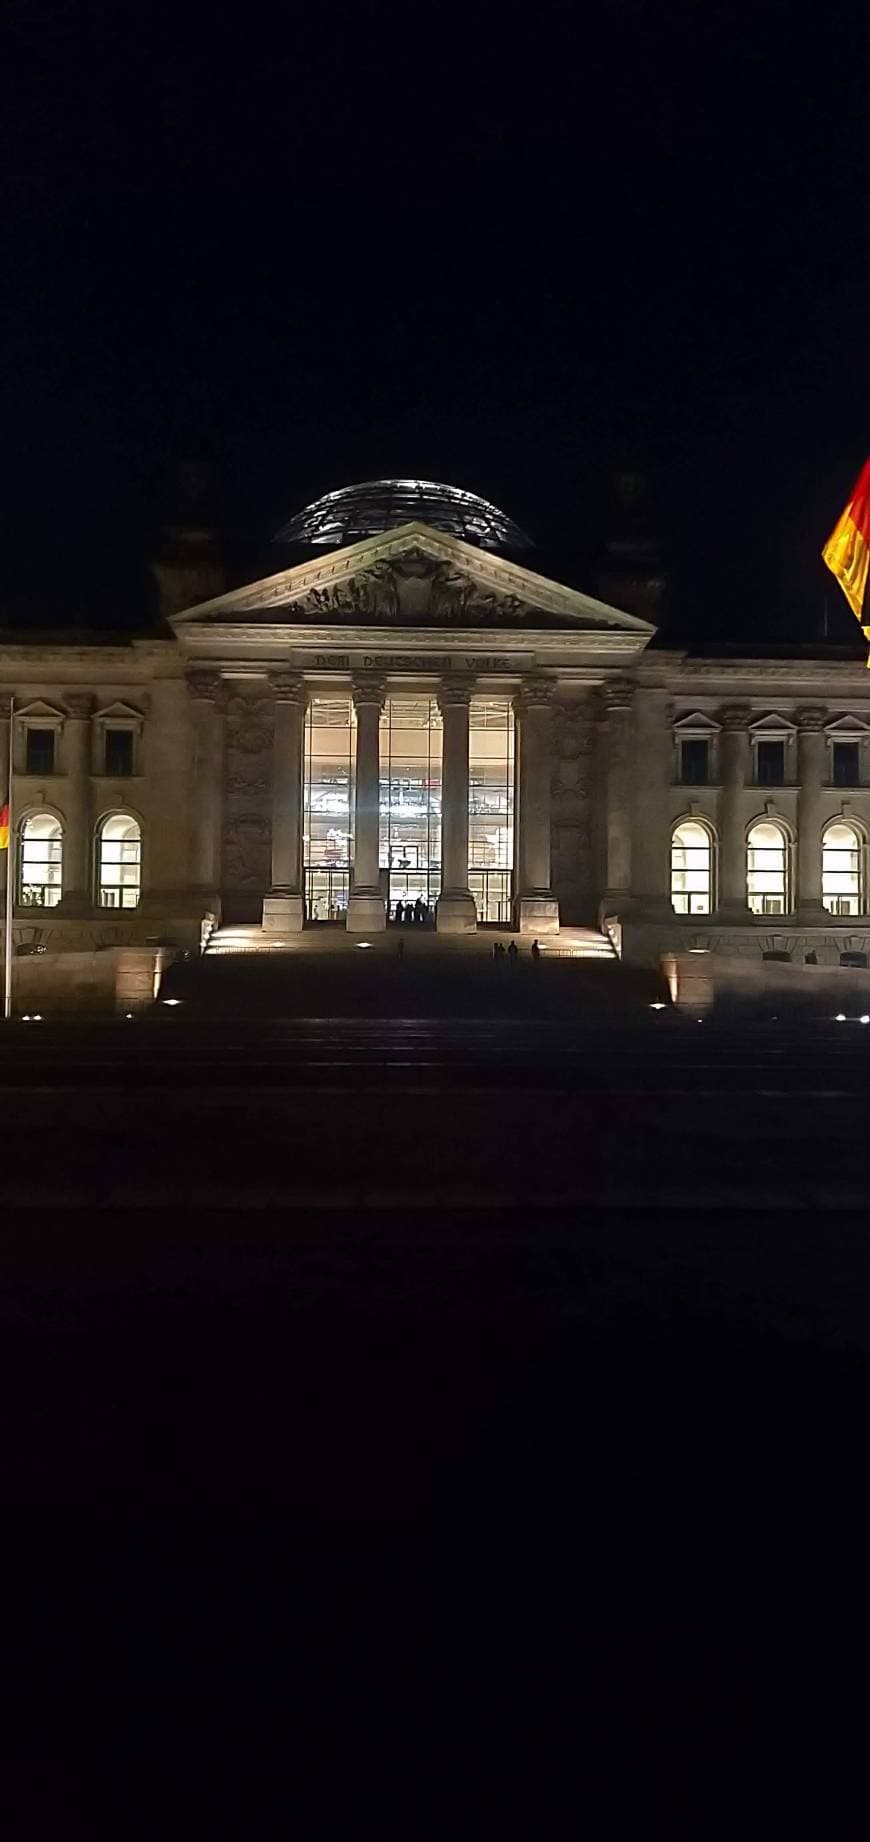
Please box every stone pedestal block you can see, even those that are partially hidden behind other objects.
[262,893,305,934]
[346,890,386,933]
[436,891,478,934]
[516,895,560,935]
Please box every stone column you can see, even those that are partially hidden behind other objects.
[187,671,226,898]
[58,692,93,915]
[436,679,477,933]
[346,677,385,932]
[632,688,673,920]
[263,670,307,935]
[796,706,827,920]
[602,678,635,907]
[718,704,751,915]
[514,676,560,934]
[0,694,10,908]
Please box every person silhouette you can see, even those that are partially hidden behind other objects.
[413,897,424,924]
[394,900,404,924]
[531,939,541,961]
[507,940,519,963]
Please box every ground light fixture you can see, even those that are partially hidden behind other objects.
[162,997,183,1006]
[649,1002,667,1010]
[356,941,373,949]
[862,1015,870,1025]
[836,1013,846,1021]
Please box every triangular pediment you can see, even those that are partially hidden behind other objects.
[748,710,797,735]
[94,700,145,724]
[15,699,67,724]
[673,710,722,734]
[825,713,870,736]
[171,523,654,638]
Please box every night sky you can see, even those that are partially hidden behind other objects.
[4,3,869,647]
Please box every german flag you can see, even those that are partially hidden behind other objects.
[823,458,870,624]
[0,804,8,852]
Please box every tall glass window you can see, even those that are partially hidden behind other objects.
[468,697,515,922]
[822,820,863,916]
[19,812,63,907]
[97,813,141,908]
[379,697,442,914]
[671,819,714,915]
[747,819,789,915]
[303,696,356,921]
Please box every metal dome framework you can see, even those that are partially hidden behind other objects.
[275,479,532,551]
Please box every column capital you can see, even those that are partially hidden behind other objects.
[64,692,93,721]
[513,674,555,717]
[437,676,475,713]
[351,675,386,713]
[717,702,752,731]
[187,669,226,705]
[601,676,635,715]
[269,668,307,706]
[796,705,828,732]
[0,692,13,721]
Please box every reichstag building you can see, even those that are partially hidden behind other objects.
[3,476,870,981]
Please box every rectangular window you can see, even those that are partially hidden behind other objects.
[25,728,54,776]
[468,697,515,921]
[105,729,134,776]
[379,697,442,913]
[303,696,356,921]
[679,737,709,785]
[756,739,785,786]
[832,741,860,787]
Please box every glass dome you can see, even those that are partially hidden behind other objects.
[275,479,532,551]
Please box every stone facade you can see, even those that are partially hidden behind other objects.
[2,518,870,977]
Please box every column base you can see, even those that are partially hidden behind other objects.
[346,890,386,932]
[262,893,305,935]
[436,891,478,934]
[57,894,93,919]
[515,895,560,935]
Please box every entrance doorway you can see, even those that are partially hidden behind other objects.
[305,868,350,922]
[469,870,513,924]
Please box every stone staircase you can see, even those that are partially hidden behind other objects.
[204,922,618,960]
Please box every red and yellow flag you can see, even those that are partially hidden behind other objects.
[822,458,870,624]
[0,804,8,852]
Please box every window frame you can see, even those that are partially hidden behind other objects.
[670,816,716,917]
[821,817,864,918]
[24,727,57,777]
[95,810,143,911]
[746,816,792,916]
[18,809,64,909]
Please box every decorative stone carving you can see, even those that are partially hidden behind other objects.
[436,676,474,712]
[351,675,386,712]
[602,677,635,714]
[285,555,538,628]
[718,702,752,730]
[223,814,272,888]
[269,669,306,706]
[795,705,828,731]
[187,670,225,703]
[64,692,94,720]
[222,687,274,888]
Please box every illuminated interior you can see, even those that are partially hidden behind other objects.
[277,479,532,551]
[303,696,356,920]
[671,819,713,915]
[379,698,442,913]
[19,811,63,907]
[747,819,789,915]
[98,813,141,908]
[469,697,515,922]
[822,819,863,915]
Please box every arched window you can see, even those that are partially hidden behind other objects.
[671,819,714,915]
[822,820,863,916]
[19,813,63,907]
[747,819,790,915]
[98,814,141,909]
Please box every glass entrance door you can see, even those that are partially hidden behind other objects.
[469,869,513,924]
[305,868,350,922]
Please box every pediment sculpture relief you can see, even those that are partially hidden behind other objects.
[284,552,537,627]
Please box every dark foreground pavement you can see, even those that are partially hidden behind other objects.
[3,1016,870,1832]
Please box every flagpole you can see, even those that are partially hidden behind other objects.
[4,696,13,1022]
